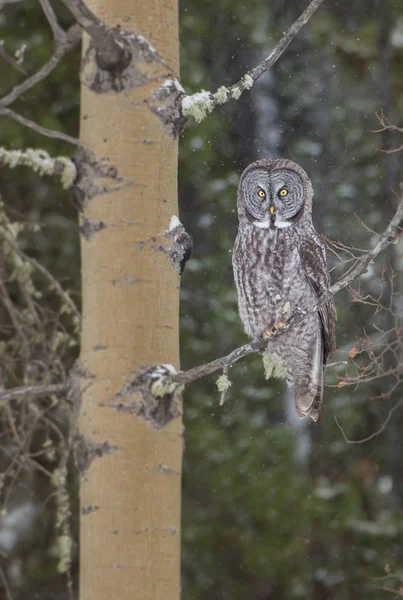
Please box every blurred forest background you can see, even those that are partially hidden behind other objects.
[0,0,402,598]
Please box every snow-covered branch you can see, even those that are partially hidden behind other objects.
[0,148,77,189]
[181,0,325,123]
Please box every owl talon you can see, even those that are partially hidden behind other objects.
[263,327,273,339]
[263,322,287,339]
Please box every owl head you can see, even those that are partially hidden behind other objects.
[237,158,313,230]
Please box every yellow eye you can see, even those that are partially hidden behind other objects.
[258,190,266,198]
[279,188,288,197]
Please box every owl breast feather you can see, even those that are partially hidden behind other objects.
[232,225,315,340]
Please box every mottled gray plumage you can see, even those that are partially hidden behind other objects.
[232,158,336,421]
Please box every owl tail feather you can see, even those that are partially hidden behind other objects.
[294,328,324,422]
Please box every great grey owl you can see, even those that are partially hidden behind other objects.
[232,158,336,421]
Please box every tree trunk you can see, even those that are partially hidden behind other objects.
[76,0,181,599]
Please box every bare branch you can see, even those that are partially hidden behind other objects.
[0,108,79,145]
[0,0,25,6]
[326,361,348,368]
[334,397,403,444]
[23,254,81,324]
[181,0,325,122]
[0,383,69,403]
[371,586,403,597]
[61,0,105,33]
[327,195,403,298]
[0,2,81,141]
[371,109,403,135]
[173,341,262,385]
[0,40,26,74]
[248,0,324,81]
[0,24,81,109]
[371,109,403,153]
[39,0,66,43]
[0,565,12,600]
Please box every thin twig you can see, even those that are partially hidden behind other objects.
[0,40,26,74]
[371,109,403,134]
[0,223,80,323]
[0,383,69,403]
[23,254,81,323]
[326,360,348,368]
[0,565,13,600]
[39,0,66,43]
[0,108,79,145]
[0,24,81,109]
[334,396,403,444]
[372,109,403,153]
[371,586,403,596]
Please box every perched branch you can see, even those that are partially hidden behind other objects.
[0,383,69,403]
[173,341,262,385]
[181,0,325,122]
[169,195,403,388]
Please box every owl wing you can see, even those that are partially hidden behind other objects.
[299,235,336,363]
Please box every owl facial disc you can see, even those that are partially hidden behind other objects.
[240,166,305,230]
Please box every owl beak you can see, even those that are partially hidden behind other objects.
[269,205,275,215]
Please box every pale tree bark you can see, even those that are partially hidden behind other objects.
[76,0,181,599]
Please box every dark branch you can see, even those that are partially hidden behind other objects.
[39,0,66,43]
[60,0,107,34]
[0,40,26,74]
[0,383,69,403]
[248,0,324,82]
[173,341,262,386]
[0,108,79,145]
[334,397,403,443]
[0,24,81,109]
[327,194,403,296]
[0,11,81,140]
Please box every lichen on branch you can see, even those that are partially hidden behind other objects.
[0,147,77,189]
[180,0,325,125]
